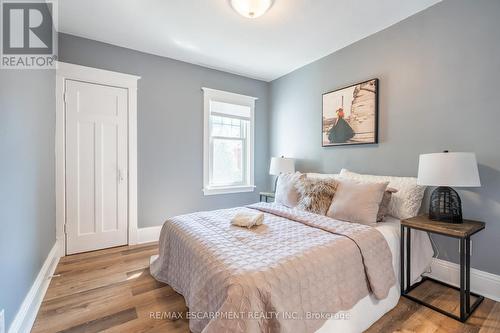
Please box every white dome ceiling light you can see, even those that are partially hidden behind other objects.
[230,0,275,19]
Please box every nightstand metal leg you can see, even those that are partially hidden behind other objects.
[466,236,471,313]
[400,225,405,293]
[460,238,466,321]
[406,227,411,293]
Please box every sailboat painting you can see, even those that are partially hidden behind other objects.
[322,79,378,147]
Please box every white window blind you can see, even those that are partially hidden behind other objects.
[210,100,252,119]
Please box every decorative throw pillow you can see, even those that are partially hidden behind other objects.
[275,172,305,208]
[327,178,389,225]
[296,177,337,215]
[339,169,426,220]
[377,188,398,222]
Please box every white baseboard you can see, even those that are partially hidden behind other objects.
[8,240,62,333]
[136,226,162,244]
[425,258,500,302]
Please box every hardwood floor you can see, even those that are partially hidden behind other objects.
[32,243,500,333]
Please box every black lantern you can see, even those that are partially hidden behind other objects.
[428,186,463,223]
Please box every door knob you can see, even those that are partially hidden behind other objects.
[118,168,125,183]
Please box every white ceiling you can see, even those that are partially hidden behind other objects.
[59,0,441,81]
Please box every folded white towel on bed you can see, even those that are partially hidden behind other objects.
[231,212,264,228]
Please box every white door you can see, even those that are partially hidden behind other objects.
[65,79,128,255]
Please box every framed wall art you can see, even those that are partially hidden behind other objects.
[322,78,378,147]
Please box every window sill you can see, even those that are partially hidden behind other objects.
[203,185,256,196]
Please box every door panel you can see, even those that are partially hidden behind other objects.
[101,122,119,232]
[66,80,128,255]
[77,120,97,235]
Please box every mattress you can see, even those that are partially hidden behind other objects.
[316,216,434,333]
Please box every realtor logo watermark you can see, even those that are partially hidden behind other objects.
[1,0,58,69]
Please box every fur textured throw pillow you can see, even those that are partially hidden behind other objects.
[377,187,398,222]
[296,177,338,215]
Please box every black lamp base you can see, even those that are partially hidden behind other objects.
[429,186,463,223]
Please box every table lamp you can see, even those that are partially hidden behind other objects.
[417,151,481,223]
[269,156,295,192]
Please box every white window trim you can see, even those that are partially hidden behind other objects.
[202,87,257,196]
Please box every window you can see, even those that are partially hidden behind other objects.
[203,88,256,195]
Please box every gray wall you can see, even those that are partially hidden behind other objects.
[3,1,498,329]
[269,0,500,275]
[0,70,56,329]
[58,33,270,228]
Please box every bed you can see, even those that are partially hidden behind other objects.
[150,201,433,333]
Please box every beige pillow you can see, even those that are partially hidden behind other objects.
[377,188,398,222]
[339,169,426,220]
[327,178,389,225]
[296,178,338,215]
[275,172,305,207]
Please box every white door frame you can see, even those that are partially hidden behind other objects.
[55,61,141,256]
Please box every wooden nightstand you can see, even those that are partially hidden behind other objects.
[259,192,275,202]
[401,215,485,322]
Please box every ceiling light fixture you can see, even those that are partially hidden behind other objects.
[230,0,274,19]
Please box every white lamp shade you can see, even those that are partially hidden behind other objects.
[269,157,295,176]
[417,152,481,187]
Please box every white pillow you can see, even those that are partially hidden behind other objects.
[339,169,426,219]
[275,172,305,207]
[327,178,389,225]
